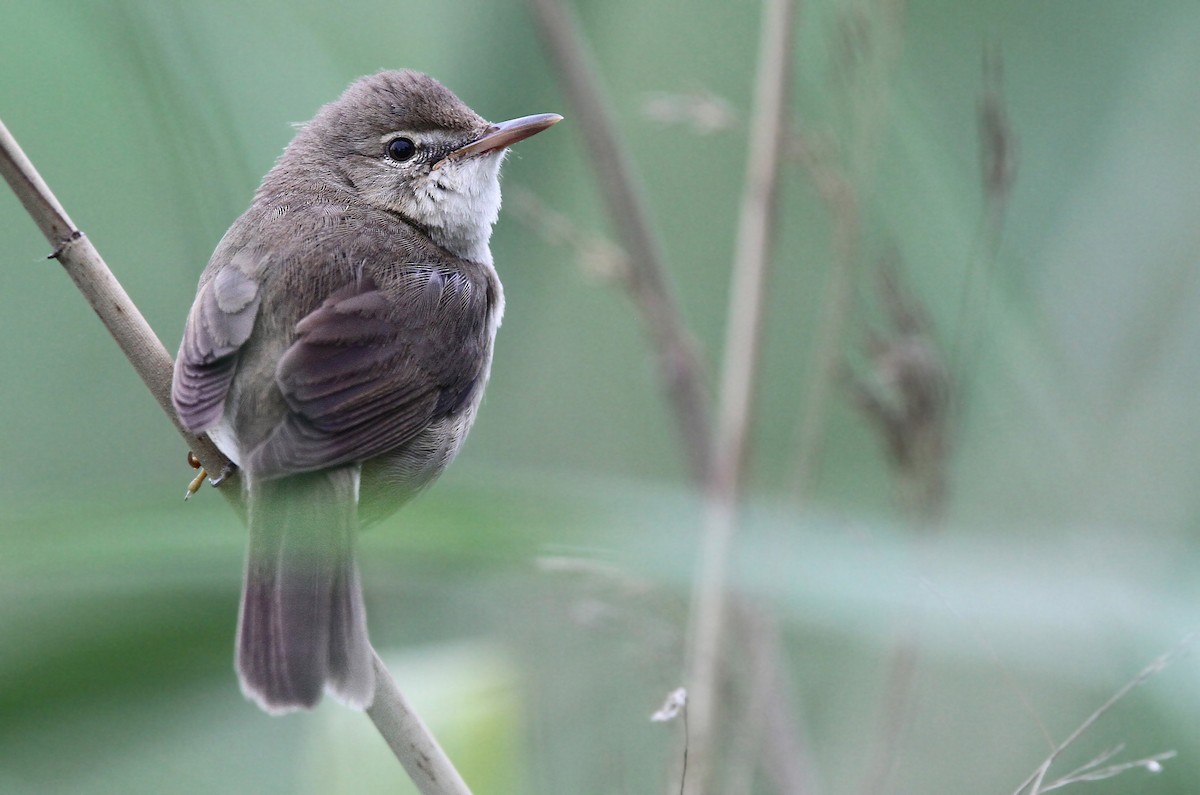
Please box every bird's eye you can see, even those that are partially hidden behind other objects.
[387,137,417,162]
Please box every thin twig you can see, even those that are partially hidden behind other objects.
[1012,641,1188,795]
[920,578,1056,750]
[1056,744,1126,780]
[505,184,629,285]
[650,686,690,795]
[0,116,234,495]
[856,608,922,795]
[850,260,951,794]
[791,147,859,496]
[791,0,906,496]
[525,4,815,791]
[723,607,777,795]
[683,0,796,791]
[1,115,471,795]
[527,0,713,483]
[366,650,474,795]
[726,606,817,795]
[948,44,1017,422]
[850,45,1001,792]
[1040,751,1175,792]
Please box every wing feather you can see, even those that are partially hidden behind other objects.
[172,265,262,433]
[247,268,490,479]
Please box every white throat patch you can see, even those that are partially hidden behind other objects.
[406,151,504,264]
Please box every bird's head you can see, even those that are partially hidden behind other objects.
[274,70,560,263]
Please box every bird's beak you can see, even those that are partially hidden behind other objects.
[436,113,563,168]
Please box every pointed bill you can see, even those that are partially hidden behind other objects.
[438,113,562,167]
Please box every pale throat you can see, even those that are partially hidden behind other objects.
[408,152,505,265]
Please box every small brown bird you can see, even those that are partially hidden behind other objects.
[171,71,559,713]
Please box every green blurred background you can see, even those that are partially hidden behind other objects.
[2,1,1199,793]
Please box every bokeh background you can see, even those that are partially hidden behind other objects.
[3,1,1200,793]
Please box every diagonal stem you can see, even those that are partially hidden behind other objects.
[366,651,473,795]
[1012,642,1185,795]
[0,116,233,495]
[527,0,713,483]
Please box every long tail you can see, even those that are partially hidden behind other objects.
[236,467,375,713]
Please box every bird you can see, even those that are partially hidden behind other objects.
[170,70,560,713]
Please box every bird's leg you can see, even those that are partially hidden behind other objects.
[183,451,234,499]
[184,451,207,500]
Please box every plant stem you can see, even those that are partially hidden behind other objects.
[1013,642,1185,795]
[366,651,474,795]
[527,0,713,483]
[0,116,232,488]
[684,0,796,790]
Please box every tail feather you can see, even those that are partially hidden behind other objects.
[236,467,375,713]
[326,556,375,708]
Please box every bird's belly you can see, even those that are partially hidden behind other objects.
[356,407,480,527]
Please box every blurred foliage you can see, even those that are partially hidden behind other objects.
[2,0,1200,794]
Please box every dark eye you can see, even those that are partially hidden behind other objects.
[387,137,417,162]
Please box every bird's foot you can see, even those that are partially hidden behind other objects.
[183,452,234,500]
